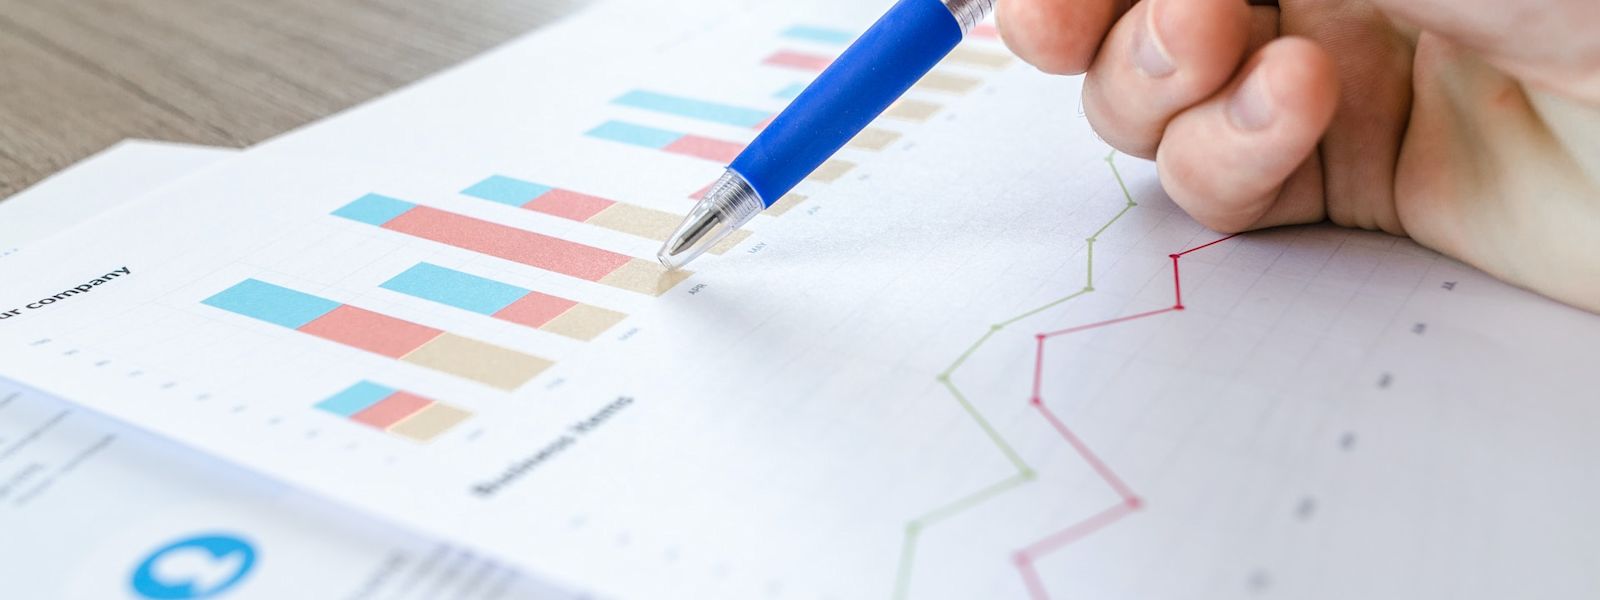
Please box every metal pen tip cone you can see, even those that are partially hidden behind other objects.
[657,169,765,271]
[670,213,722,256]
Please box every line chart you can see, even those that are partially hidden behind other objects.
[891,152,1238,599]
[1015,232,1237,599]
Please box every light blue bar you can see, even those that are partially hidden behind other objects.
[462,175,553,207]
[381,263,526,315]
[586,121,682,150]
[315,381,396,417]
[332,193,415,225]
[773,82,807,101]
[612,91,770,128]
[781,25,855,45]
[202,279,339,329]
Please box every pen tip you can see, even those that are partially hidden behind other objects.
[655,169,763,271]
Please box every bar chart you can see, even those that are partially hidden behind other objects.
[315,380,473,442]
[463,175,753,252]
[182,16,1021,451]
[382,263,628,342]
[613,91,771,129]
[202,279,552,390]
[586,121,744,163]
[332,194,690,296]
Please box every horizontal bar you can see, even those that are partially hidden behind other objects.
[315,381,396,417]
[914,71,982,94]
[524,189,615,221]
[612,90,770,129]
[847,128,903,151]
[884,99,942,122]
[381,262,526,315]
[585,122,745,163]
[201,278,338,329]
[206,279,552,389]
[809,160,857,183]
[336,195,631,280]
[781,25,854,45]
[351,391,433,429]
[316,381,474,443]
[299,305,443,359]
[494,291,578,329]
[464,176,687,243]
[384,263,628,341]
[401,333,552,391]
[663,135,743,162]
[538,304,628,342]
[332,193,414,226]
[586,121,680,149]
[460,175,554,207]
[336,195,690,296]
[945,47,1014,70]
[773,82,807,101]
[389,402,473,442]
[763,50,832,72]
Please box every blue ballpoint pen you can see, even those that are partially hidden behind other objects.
[657,0,996,269]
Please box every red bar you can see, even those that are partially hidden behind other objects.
[525,189,614,221]
[690,181,715,200]
[493,292,578,328]
[351,392,433,428]
[384,206,633,281]
[299,305,443,358]
[972,23,999,39]
[665,135,744,163]
[763,50,832,72]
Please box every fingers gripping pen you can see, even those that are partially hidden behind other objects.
[658,0,996,269]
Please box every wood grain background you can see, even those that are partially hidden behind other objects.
[0,0,589,197]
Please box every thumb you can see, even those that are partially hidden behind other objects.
[1365,0,1600,103]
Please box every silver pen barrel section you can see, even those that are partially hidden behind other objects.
[940,0,996,34]
[656,170,764,270]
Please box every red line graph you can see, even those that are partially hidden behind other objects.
[1014,233,1237,599]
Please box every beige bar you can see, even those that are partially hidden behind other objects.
[401,333,551,390]
[945,46,1014,70]
[388,402,473,442]
[807,160,856,184]
[884,99,941,122]
[709,229,752,255]
[540,304,628,341]
[846,128,902,151]
[767,193,808,216]
[587,203,681,241]
[913,71,982,94]
[599,259,693,296]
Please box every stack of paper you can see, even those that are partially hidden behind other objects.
[2,1,1596,598]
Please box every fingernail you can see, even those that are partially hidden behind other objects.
[1132,2,1175,78]
[1228,67,1276,131]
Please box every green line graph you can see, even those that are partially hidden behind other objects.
[891,151,1139,599]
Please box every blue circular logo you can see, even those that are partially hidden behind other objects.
[130,533,257,599]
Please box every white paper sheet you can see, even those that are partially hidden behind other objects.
[0,142,571,599]
[0,2,1596,598]
[0,141,238,256]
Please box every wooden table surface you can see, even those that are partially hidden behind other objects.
[0,0,588,197]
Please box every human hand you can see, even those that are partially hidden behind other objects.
[998,0,1600,312]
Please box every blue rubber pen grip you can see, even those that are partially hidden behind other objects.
[730,0,963,206]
